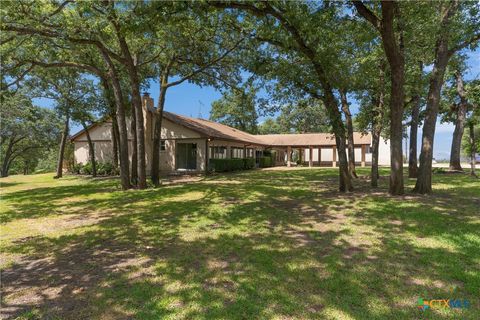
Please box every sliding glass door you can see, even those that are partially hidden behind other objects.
[176,143,197,170]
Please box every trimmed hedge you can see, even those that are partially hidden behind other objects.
[260,150,276,168]
[243,158,255,169]
[209,158,255,172]
[258,156,272,168]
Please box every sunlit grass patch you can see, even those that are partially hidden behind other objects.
[0,169,479,319]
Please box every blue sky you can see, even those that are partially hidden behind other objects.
[35,48,479,160]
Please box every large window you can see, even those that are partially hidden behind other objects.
[176,143,197,170]
[246,148,254,158]
[231,147,244,159]
[209,146,227,159]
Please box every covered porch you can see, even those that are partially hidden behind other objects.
[271,144,371,168]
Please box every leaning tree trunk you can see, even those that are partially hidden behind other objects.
[324,94,352,192]
[82,122,96,177]
[117,33,147,189]
[469,121,477,177]
[408,94,420,178]
[415,56,450,193]
[151,83,168,186]
[414,2,458,194]
[55,114,69,179]
[449,105,467,171]
[449,72,468,171]
[99,52,130,190]
[130,106,138,186]
[340,90,358,178]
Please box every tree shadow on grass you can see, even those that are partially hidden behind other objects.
[1,169,479,319]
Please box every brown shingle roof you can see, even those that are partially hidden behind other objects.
[163,112,265,145]
[164,112,371,146]
[255,132,372,147]
[71,110,372,147]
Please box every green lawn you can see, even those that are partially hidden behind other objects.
[0,168,479,320]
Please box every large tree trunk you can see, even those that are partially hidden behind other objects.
[381,3,406,195]
[322,91,352,192]
[340,90,358,178]
[388,63,405,195]
[469,121,477,177]
[371,130,380,187]
[82,122,96,177]
[99,53,130,189]
[354,1,405,195]
[116,33,147,189]
[408,94,420,178]
[414,3,458,194]
[130,106,138,186]
[55,114,69,179]
[449,72,468,171]
[151,84,168,186]
[130,78,147,189]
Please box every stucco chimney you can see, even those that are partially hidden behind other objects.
[142,92,154,111]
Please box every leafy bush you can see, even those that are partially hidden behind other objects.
[243,158,255,169]
[71,163,83,174]
[258,156,273,168]
[97,162,114,175]
[80,162,93,175]
[210,158,255,172]
[71,161,117,176]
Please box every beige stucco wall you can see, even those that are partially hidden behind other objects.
[74,141,114,165]
[73,114,209,173]
[378,138,391,166]
[74,142,89,164]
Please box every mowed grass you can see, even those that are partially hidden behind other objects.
[0,168,479,320]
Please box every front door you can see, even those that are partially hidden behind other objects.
[176,143,197,170]
[255,150,262,166]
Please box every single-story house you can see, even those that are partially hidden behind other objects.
[71,93,391,174]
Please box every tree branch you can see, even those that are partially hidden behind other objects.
[2,25,125,65]
[352,1,381,31]
[449,32,480,56]
[165,36,245,88]
[28,60,106,79]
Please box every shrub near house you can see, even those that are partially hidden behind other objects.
[71,161,118,176]
[209,158,255,172]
